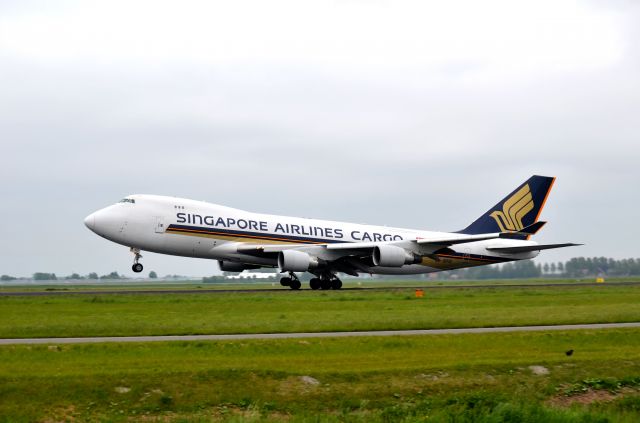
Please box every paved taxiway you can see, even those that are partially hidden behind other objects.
[1,322,638,345]
[1,281,638,296]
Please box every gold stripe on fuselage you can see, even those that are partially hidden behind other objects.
[421,253,502,270]
[165,227,323,245]
[167,227,505,270]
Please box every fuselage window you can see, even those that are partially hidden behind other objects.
[119,198,136,204]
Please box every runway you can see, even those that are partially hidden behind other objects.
[1,281,638,296]
[1,322,638,345]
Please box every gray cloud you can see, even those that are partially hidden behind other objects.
[1,1,639,277]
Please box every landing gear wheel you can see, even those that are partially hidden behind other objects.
[309,278,321,290]
[282,272,302,290]
[130,247,143,273]
[331,278,343,290]
[290,279,302,290]
[320,279,332,290]
[280,277,292,287]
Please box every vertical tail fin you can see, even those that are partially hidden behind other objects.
[459,175,555,237]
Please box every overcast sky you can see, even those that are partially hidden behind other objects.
[1,1,638,277]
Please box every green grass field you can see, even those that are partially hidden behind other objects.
[1,283,639,422]
[1,329,640,421]
[0,284,638,338]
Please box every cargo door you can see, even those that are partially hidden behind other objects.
[154,216,165,233]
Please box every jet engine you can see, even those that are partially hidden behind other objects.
[218,260,260,272]
[277,250,319,272]
[372,245,419,267]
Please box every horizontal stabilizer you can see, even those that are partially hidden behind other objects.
[486,243,582,253]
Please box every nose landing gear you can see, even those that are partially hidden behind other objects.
[130,247,143,273]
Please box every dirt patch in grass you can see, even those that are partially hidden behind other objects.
[43,405,77,422]
[529,365,550,375]
[549,376,640,409]
[548,389,617,407]
[277,375,322,396]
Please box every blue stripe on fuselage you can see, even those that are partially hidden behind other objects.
[166,224,347,244]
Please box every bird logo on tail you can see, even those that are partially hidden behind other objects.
[489,184,534,232]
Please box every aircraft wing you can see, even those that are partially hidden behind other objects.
[234,224,564,271]
[486,243,582,253]
[235,243,372,276]
[235,220,549,257]
[235,244,299,257]
[413,233,503,245]
[237,232,507,257]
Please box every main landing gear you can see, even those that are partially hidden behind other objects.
[279,272,302,290]
[280,271,343,291]
[131,247,143,273]
[310,274,342,290]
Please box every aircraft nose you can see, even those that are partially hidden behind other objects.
[83,206,125,241]
[84,212,96,231]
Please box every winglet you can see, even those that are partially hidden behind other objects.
[520,221,547,235]
[500,221,546,239]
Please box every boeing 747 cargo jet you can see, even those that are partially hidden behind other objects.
[84,175,580,290]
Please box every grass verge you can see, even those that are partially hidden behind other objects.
[1,328,639,421]
[0,285,638,338]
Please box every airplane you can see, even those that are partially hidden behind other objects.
[84,175,580,290]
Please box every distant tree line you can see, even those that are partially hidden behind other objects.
[441,260,541,280]
[203,272,280,283]
[555,257,640,277]
[436,257,640,280]
[4,257,639,283]
[202,275,228,283]
[1,271,163,281]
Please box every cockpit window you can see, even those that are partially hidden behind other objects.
[119,198,136,204]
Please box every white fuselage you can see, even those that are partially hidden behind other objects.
[85,195,538,275]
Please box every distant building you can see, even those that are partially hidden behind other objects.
[225,272,276,280]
